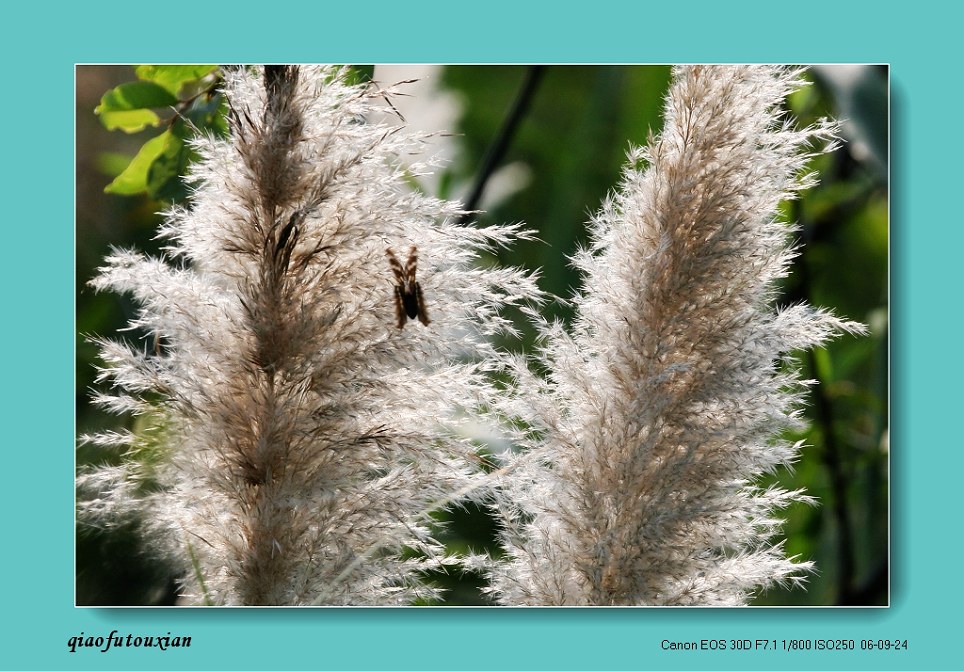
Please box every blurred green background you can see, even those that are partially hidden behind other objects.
[75,65,888,606]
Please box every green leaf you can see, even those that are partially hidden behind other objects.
[135,65,218,96]
[95,81,178,132]
[145,120,190,201]
[104,130,172,196]
[97,108,162,133]
[95,151,134,178]
[97,81,178,111]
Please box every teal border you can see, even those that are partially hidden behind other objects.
[6,1,950,668]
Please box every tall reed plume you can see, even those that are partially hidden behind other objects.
[485,65,865,605]
[79,65,538,605]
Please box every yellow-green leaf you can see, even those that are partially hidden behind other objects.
[97,81,178,111]
[95,81,178,132]
[95,151,134,178]
[135,65,218,96]
[146,120,188,200]
[104,131,172,195]
[97,108,162,133]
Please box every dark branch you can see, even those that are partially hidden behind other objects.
[457,66,546,225]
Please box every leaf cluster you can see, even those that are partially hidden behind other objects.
[95,65,224,200]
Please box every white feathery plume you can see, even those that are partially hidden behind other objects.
[486,65,865,606]
[79,65,540,605]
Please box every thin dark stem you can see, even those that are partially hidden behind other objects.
[457,66,546,225]
[807,347,856,604]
